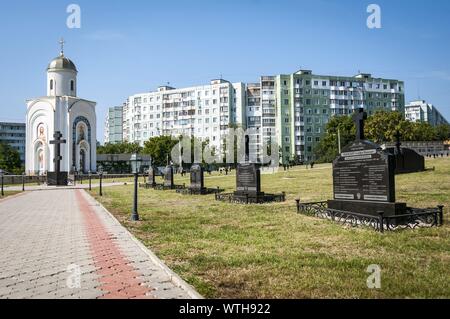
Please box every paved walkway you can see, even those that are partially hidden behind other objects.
[0,189,201,299]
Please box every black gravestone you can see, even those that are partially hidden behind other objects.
[163,154,175,189]
[190,164,204,192]
[164,165,174,189]
[327,109,406,217]
[386,131,425,174]
[234,163,262,195]
[234,136,264,201]
[147,166,156,187]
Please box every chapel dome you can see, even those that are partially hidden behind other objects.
[47,53,77,72]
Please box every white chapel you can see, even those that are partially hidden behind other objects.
[25,40,97,175]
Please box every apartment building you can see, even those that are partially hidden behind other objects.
[122,79,246,155]
[405,100,448,127]
[0,122,26,163]
[274,70,405,163]
[104,106,124,144]
[113,69,405,165]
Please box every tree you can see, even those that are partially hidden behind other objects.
[435,124,450,141]
[142,136,179,167]
[410,122,437,142]
[314,115,355,163]
[0,142,22,174]
[364,110,406,143]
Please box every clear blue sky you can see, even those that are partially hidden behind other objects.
[1,0,449,142]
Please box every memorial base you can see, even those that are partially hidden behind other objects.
[216,191,286,204]
[139,182,156,189]
[327,199,407,217]
[177,187,223,195]
[47,172,68,186]
[233,191,266,203]
[154,184,185,191]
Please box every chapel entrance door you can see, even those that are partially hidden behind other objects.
[79,149,86,174]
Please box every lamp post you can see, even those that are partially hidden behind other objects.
[130,153,142,221]
[22,172,26,192]
[98,166,103,196]
[88,170,92,191]
[0,169,4,197]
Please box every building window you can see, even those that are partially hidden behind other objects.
[50,80,54,90]
[71,80,74,92]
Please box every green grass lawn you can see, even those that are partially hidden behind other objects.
[89,158,450,299]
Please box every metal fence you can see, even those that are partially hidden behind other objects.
[215,192,286,204]
[296,200,444,232]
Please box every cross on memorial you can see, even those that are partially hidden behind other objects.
[353,108,367,141]
[245,135,250,163]
[395,130,402,153]
[50,131,66,176]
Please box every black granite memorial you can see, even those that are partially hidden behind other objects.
[190,164,204,191]
[216,135,285,204]
[177,164,222,195]
[327,109,407,217]
[296,109,445,231]
[140,166,157,189]
[154,155,185,190]
[163,164,175,189]
[147,166,157,187]
[385,131,425,174]
[47,131,68,186]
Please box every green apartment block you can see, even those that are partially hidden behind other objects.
[273,70,405,164]
[104,106,124,144]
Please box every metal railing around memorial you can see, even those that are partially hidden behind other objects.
[215,192,286,204]
[295,200,444,232]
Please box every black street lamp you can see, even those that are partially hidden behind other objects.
[130,153,142,221]
[0,169,4,197]
[22,172,26,192]
[88,170,92,191]
[98,166,103,196]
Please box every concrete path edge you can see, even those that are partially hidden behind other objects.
[81,190,204,300]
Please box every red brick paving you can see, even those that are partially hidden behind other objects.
[75,190,154,299]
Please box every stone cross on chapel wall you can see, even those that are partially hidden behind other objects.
[353,108,367,141]
[50,131,66,174]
